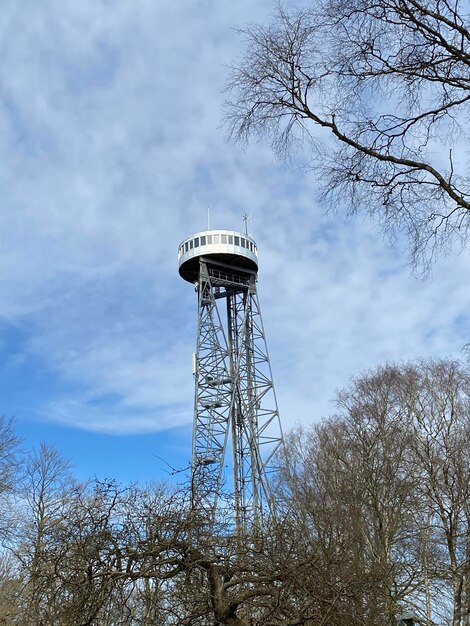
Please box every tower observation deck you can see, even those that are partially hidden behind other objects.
[178,229,283,534]
[178,229,258,282]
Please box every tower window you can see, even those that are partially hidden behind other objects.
[228,235,233,244]
[189,240,193,249]
[200,235,206,245]
[234,236,240,246]
[194,237,199,247]
[213,234,220,244]
[207,235,212,244]
[221,234,227,244]
[185,242,189,252]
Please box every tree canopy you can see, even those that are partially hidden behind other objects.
[2,360,470,624]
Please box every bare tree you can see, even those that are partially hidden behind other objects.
[0,417,21,543]
[225,1,470,268]
[277,360,470,626]
[278,367,422,626]
[16,443,76,625]
[402,360,470,626]
[11,472,377,626]
[0,551,21,626]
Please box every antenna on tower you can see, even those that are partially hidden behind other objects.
[207,206,211,231]
[243,212,252,236]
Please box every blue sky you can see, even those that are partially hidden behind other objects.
[1,0,470,485]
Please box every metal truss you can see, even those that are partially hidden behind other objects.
[191,258,283,534]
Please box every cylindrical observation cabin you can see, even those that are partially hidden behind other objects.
[178,229,258,283]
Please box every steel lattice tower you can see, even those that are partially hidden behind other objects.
[178,229,283,534]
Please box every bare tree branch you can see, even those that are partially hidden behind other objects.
[225,0,470,270]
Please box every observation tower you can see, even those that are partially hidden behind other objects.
[178,229,283,533]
